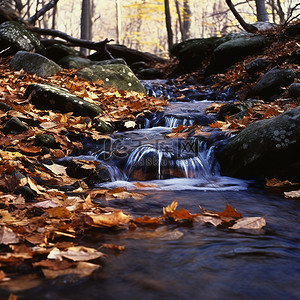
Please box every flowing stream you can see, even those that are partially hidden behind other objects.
[6,80,300,300]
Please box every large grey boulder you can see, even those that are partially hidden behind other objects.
[216,106,300,181]
[76,64,146,93]
[0,21,44,55]
[250,68,296,99]
[10,51,62,77]
[24,83,103,118]
[211,35,267,71]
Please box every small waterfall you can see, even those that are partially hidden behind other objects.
[124,141,218,181]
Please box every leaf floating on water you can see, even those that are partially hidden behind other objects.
[200,203,242,219]
[101,243,126,251]
[284,189,300,198]
[133,215,161,226]
[229,217,266,230]
[48,246,105,262]
[194,215,222,227]
[33,259,74,271]
[218,203,242,219]
[163,200,178,215]
[87,211,131,227]
[42,262,100,279]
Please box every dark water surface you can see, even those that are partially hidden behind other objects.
[9,188,300,300]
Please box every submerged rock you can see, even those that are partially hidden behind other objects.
[0,21,44,56]
[76,64,146,93]
[216,106,300,181]
[24,83,103,118]
[10,51,62,77]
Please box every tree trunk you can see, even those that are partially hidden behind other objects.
[255,0,269,22]
[182,0,191,40]
[175,0,184,42]
[80,0,92,55]
[225,0,257,33]
[115,0,121,44]
[164,0,173,55]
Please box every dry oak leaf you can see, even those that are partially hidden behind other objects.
[0,226,19,245]
[33,259,74,271]
[163,200,199,221]
[133,215,161,226]
[87,211,131,227]
[48,246,105,262]
[42,262,100,279]
[200,203,242,219]
[284,189,300,199]
[46,207,73,219]
[229,217,266,230]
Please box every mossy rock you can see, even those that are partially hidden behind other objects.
[250,68,295,99]
[76,64,146,93]
[58,56,127,69]
[211,35,267,71]
[58,55,93,69]
[24,83,103,118]
[10,51,62,77]
[0,21,44,56]
[45,44,79,63]
[216,106,300,181]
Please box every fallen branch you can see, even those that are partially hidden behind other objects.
[30,26,114,58]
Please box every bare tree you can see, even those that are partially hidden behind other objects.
[80,0,92,55]
[255,0,269,21]
[164,0,173,54]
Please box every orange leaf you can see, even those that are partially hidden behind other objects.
[218,203,242,218]
[47,207,73,219]
[133,215,161,225]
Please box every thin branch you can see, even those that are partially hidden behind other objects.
[285,3,300,25]
[27,0,59,25]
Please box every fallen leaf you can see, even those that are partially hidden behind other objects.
[163,200,178,215]
[42,262,99,279]
[43,163,67,176]
[133,216,161,226]
[218,203,243,219]
[0,226,19,245]
[33,259,74,270]
[229,217,266,230]
[46,207,73,219]
[284,189,300,198]
[101,243,126,251]
[194,215,223,227]
[87,211,130,227]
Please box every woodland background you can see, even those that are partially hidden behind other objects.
[5,0,299,57]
